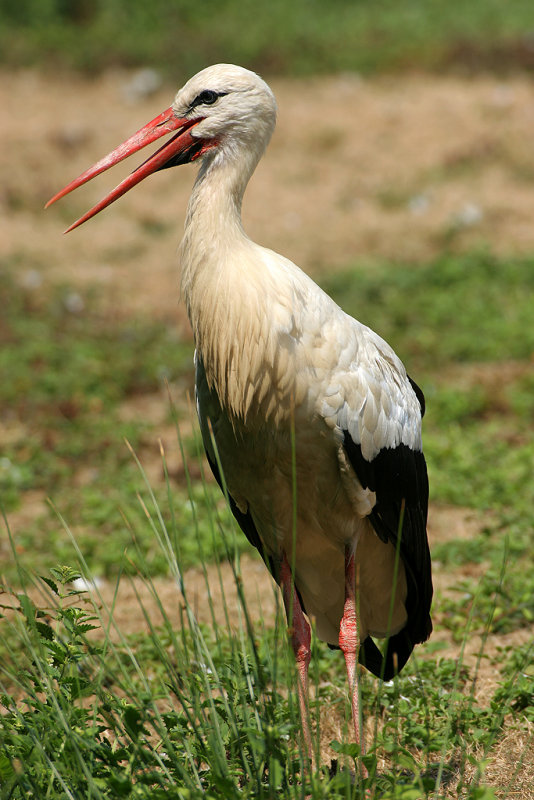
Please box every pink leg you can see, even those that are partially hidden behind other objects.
[339,545,365,758]
[280,553,313,763]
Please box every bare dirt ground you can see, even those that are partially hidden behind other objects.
[3,70,534,318]
[2,68,534,793]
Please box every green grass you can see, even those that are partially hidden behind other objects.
[322,253,534,371]
[0,271,223,580]
[1,248,534,796]
[0,510,531,798]
[1,0,534,76]
[0,272,190,509]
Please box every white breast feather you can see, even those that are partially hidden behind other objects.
[192,238,422,465]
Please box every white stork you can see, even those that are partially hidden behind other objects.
[47,64,432,763]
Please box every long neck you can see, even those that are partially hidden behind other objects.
[180,144,274,418]
[180,146,260,295]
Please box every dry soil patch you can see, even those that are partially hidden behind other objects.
[2,70,534,319]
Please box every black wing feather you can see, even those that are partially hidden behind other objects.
[408,374,426,417]
[342,385,432,680]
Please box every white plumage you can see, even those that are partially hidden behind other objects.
[47,64,433,764]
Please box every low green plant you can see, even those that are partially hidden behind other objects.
[1,450,532,799]
[1,557,529,799]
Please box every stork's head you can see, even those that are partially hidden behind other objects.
[46,64,277,232]
[174,64,277,153]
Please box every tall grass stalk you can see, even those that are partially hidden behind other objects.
[1,431,532,798]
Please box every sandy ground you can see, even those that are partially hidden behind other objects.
[2,70,534,321]
[2,68,534,793]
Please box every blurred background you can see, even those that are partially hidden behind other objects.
[1,0,534,76]
[1,0,534,637]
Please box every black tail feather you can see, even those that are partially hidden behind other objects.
[359,631,413,681]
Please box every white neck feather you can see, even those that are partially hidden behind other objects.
[180,141,282,422]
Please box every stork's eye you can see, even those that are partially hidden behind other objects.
[188,89,227,113]
[195,90,220,106]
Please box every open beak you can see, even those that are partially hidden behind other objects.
[46,107,208,233]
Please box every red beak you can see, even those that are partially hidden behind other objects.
[46,107,208,233]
